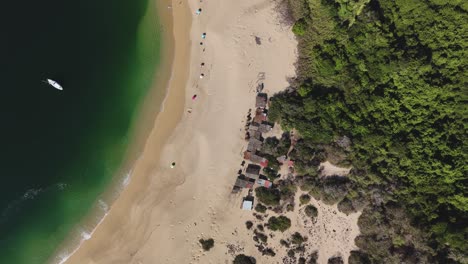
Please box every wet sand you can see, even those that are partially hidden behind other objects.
[64,0,360,263]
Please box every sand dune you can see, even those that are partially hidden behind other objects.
[64,0,360,263]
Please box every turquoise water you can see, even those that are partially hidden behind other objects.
[0,0,161,263]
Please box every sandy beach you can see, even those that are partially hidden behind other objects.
[65,0,360,263]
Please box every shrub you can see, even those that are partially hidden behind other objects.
[337,198,356,215]
[199,238,214,251]
[263,248,276,256]
[291,232,307,245]
[245,221,253,230]
[328,256,344,264]
[256,232,268,243]
[255,187,281,206]
[233,254,256,264]
[307,251,318,264]
[280,181,297,200]
[305,205,318,218]
[321,176,350,205]
[264,167,280,181]
[300,194,311,205]
[280,239,290,247]
[268,216,291,232]
[255,203,267,213]
[348,251,371,264]
[292,19,307,36]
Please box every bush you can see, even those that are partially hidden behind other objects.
[321,176,350,205]
[263,167,280,181]
[305,205,318,218]
[348,251,371,264]
[307,251,318,264]
[337,198,356,215]
[280,181,297,200]
[280,239,290,247]
[257,224,264,232]
[292,19,307,36]
[255,187,281,206]
[233,254,256,264]
[199,238,214,251]
[299,194,311,205]
[263,248,276,256]
[245,221,253,230]
[328,256,343,264]
[256,232,268,243]
[268,216,291,232]
[291,232,307,245]
[255,203,267,213]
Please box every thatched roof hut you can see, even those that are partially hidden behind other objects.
[247,138,263,152]
[244,151,269,167]
[245,164,261,179]
[255,93,268,108]
[234,175,255,189]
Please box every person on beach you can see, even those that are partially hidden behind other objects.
[200,42,203,45]
[200,73,205,79]
[192,94,197,100]
[202,33,206,39]
[170,162,176,168]
[201,62,205,67]
[196,8,202,15]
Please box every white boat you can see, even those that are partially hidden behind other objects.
[46,79,63,90]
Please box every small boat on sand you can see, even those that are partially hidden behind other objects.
[46,79,63,90]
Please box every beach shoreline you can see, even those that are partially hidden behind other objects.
[49,0,188,263]
[63,0,361,263]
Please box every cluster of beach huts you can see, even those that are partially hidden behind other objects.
[233,92,276,210]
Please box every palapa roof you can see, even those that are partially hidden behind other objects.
[255,93,268,108]
[244,151,268,167]
[246,164,261,176]
[234,175,255,189]
[258,123,272,133]
[253,109,267,123]
[247,138,263,152]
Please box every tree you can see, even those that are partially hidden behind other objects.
[199,238,214,251]
[304,205,318,218]
[233,254,256,264]
[268,216,291,232]
[255,187,281,206]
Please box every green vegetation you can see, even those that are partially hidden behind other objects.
[299,194,311,205]
[291,232,307,245]
[328,256,344,264]
[255,187,281,206]
[270,0,468,262]
[256,232,268,243]
[268,216,292,232]
[304,204,318,218]
[199,238,214,251]
[233,254,256,264]
[255,203,267,213]
[245,221,253,230]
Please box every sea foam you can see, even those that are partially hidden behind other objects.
[53,167,135,264]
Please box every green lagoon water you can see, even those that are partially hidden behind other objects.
[0,0,162,263]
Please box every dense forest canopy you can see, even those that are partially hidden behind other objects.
[271,0,467,262]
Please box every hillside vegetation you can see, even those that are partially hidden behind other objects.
[270,0,467,262]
